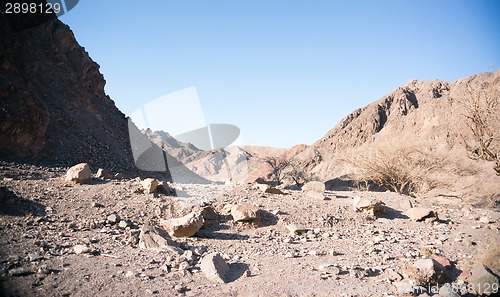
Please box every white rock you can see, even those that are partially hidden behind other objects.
[73,244,90,254]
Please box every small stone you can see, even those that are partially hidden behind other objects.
[73,244,90,254]
[28,253,44,262]
[96,168,114,179]
[286,224,307,235]
[138,225,183,254]
[479,216,491,224]
[352,196,385,216]
[65,163,92,184]
[125,270,137,278]
[302,181,326,199]
[385,268,402,281]
[91,202,104,208]
[118,220,129,229]
[160,211,204,238]
[230,202,259,222]
[438,283,460,297]
[318,263,340,275]
[200,253,230,283]
[393,281,415,295]
[432,255,452,269]
[107,213,120,224]
[265,187,285,195]
[406,207,436,222]
[9,267,32,276]
[468,264,500,296]
[141,178,159,194]
[37,265,50,275]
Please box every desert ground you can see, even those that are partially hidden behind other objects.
[1,162,498,297]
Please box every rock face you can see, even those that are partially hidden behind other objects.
[289,70,500,201]
[160,212,204,238]
[0,12,164,175]
[302,181,326,199]
[65,163,92,184]
[200,252,230,283]
[231,202,259,222]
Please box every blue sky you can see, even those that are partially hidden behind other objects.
[61,0,500,148]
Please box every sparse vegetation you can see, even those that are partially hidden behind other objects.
[263,156,290,186]
[285,161,316,188]
[349,145,444,195]
[460,82,500,175]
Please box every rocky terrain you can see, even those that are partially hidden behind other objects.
[1,6,499,297]
[1,163,500,297]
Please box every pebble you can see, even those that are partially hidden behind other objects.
[118,220,129,229]
[107,213,120,224]
[9,267,32,276]
[73,244,90,254]
[28,253,44,262]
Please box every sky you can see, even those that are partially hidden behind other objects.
[60,0,500,148]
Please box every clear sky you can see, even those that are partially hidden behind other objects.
[61,0,500,148]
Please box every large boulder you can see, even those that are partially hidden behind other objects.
[302,181,326,199]
[65,163,92,184]
[231,202,259,222]
[160,211,204,238]
[200,252,230,283]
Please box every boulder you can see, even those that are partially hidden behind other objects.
[141,178,159,194]
[231,202,259,222]
[138,225,183,254]
[407,207,437,222]
[352,196,385,216]
[160,211,204,238]
[302,181,325,199]
[200,252,230,283]
[96,168,114,179]
[468,264,500,296]
[65,163,92,184]
[412,258,447,284]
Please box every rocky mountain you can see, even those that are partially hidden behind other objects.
[0,11,136,173]
[292,71,500,202]
[0,10,193,180]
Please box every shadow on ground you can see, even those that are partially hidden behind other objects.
[0,187,46,217]
[380,205,409,220]
[227,262,250,283]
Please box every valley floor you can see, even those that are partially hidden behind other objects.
[0,164,499,297]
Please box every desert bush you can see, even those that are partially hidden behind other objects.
[263,156,290,186]
[285,161,316,188]
[459,82,500,174]
[348,145,445,195]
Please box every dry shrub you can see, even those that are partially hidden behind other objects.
[459,82,500,174]
[348,144,446,195]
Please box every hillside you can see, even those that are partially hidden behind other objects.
[0,10,159,176]
[292,71,500,203]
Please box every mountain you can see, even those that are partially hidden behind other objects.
[292,71,500,202]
